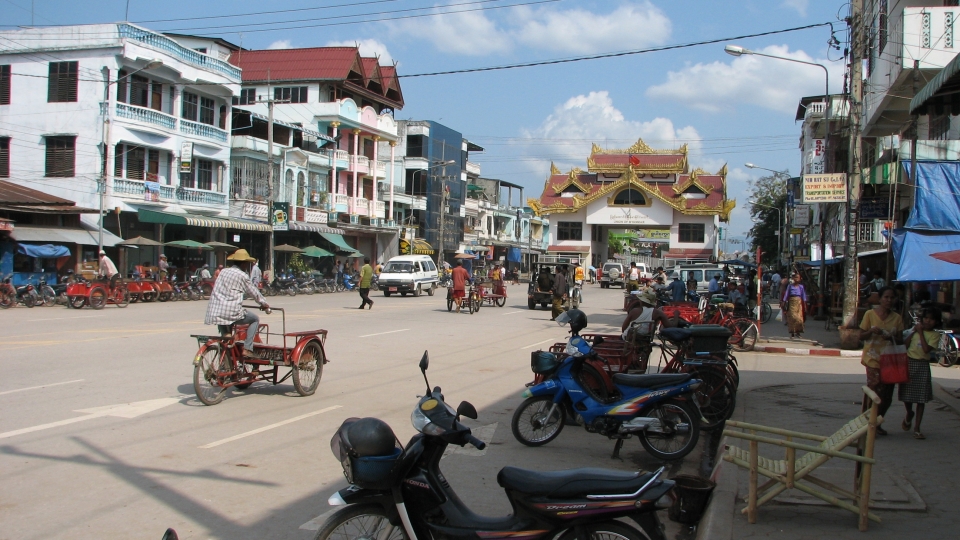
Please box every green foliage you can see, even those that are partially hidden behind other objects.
[288,253,312,276]
[608,234,627,256]
[747,171,788,262]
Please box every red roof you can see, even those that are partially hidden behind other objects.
[591,154,685,168]
[536,172,726,214]
[230,47,362,82]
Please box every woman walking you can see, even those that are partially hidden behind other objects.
[900,308,939,439]
[852,286,904,436]
[781,273,808,337]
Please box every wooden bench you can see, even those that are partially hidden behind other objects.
[722,386,883,531]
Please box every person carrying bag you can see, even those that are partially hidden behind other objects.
[848,286,903,436]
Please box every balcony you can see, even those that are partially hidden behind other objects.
[857,221,888,245]
[352,197,369,216]
[348,156,370,175]
[176,186,227,206]
[112,177,224,206]
[118,23,241,81]
[332,193,349,213]
[180,119,228,143]
[242,201,268,220]
[465,160,481,176]
[298,208,328,224]
[374,201,385,218]
[116,102,177,130]
[334,150,349,164]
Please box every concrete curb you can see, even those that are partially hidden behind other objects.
[753,345,861,357]
[695,443,736,540]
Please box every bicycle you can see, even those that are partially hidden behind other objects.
[908,307,959,367]
[702,302,759,352]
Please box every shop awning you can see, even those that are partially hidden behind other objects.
[319,232,361,254]
[862,163,900,185]
[17,243,71,258]
[411,239,434,255]
[893,229,960,282]
[137,209,272,232]
[911,51,960,115]
[289,221,345,235]
[11,225,123,246]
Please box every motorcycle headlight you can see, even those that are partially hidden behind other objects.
[411,406,431,432]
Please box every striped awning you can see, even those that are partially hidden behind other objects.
[412,238,435,255]
[289,221,345,235]
[137,209,272,232]
[862,163,900,185]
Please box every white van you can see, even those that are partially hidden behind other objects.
[379,255,439,297]
[672,264,724,294]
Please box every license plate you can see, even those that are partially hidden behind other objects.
[389,287,398,292]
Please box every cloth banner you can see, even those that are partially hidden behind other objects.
[903,161,960,232]
[507,247,522,263]
[17,243,70,258]
[892,229,960,282]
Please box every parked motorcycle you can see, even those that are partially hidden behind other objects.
[0,278,16,309]
[341,273,358,291]
[370,273,379,291]
[511,309,703,461]
[15,282,39,308]
[314,352,675,540]
[438,272,452,288]
[36,278,60,306]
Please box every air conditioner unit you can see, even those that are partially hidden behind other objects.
[350,214,359,224]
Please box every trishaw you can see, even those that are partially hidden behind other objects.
[477,279,507,307]
[190,306,329,405]
[446,283,483,314]
[66,276,130,309]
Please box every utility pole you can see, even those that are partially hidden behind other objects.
[266,81,275,276]
[842,0,864,332]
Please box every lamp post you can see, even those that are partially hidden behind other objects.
[100,59,164,253]
[410,160,455,261]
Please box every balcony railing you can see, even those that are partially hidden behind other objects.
[353,197,369,216]
[374,201,385,218]
[118,23,241,80]
[335,150,349,162]
[180,119,228,143]
[303,208,328,224]
[176,186,227,205]
[857,221,888,244]
[116,102,177,130]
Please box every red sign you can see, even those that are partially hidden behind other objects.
[629,155,641,166]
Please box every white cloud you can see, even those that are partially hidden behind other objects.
[387,1,670,56]
[325,39,396,65]
[645,45,843,114]
[781,0,809,17]
[267,40,292,50]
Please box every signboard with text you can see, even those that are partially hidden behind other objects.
[793,205,811,227]
[808,139,825,174]
[179,142,194,173]
[634,228,671,243]
[860,197,891,220]
[272,202,289,231]
[802,173,847,203]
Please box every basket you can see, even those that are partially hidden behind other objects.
[330,418,403,490]
[531,351,562,375]
[668,474,716,524]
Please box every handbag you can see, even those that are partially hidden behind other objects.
[775,310,783,322]
[879,343,910,384]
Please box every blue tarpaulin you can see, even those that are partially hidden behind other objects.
[17,243,70,258]
[892,229,960,282]
[507,247,522,263]
[903,161,960,232]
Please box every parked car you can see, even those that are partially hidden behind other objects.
[379,255,439,297]
[599,261,624,289]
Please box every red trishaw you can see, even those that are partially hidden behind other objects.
[66,276,130,309]
[190,306,329,405]
[477,279,507,307]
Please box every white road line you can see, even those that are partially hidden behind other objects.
[27,315,98,322]
[199,405,342,449]
[521,338,556,350]
[502,310,524,315]
[0,379,85,396]
[358,329,409,338]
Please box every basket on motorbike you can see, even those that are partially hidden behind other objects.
[331,418,403,490]
[531,351,562,376]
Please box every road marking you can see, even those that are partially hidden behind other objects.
[0,397,179,440]
[26,315,99,322]
[0,379,85,396]
[521,338,556,350]
[199,405,342,449]
[358,329,409,338]
[503,310,524,315]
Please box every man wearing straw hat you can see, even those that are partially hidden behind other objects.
[205,249,270,358]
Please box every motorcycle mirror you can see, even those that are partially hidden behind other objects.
[419,351,431,394]
[161,529,179,540]
[456,401,478,420]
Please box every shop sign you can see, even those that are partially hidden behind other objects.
[272,202,289,231]
[399,238,411,255]
[802,173,847,203]
[808,139,825,174]
[793,205,811,227]
[144,181,160,202]
[790,228,804,235]
[634,228,671,243]
[179,142,194,173]
[233,235,241,242]
[860,197,891,220]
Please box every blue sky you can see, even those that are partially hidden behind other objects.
[3,0,849,241]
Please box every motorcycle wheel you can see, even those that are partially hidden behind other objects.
[447,296,453,312]
[68,295,86,309]
[639,398,701,461]
[511,395,565,446]
[41,286,56,307]
[314,504,408,540]
[23,294,36,308]
[0,293,13,309]
[287,286,298,297]
[371,281,379,292]
[200,283,213,300]
[188,289,201,301]
[556,519,650,540]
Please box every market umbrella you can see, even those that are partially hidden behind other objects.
[345,252,364,258]
[454,252,476,259]
[274,244,304,252]
[165,239,213,250]
[118,236,162,246]
[205,241,237,250]
[301,246,334,258]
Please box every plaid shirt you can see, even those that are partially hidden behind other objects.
[204,266,265,326]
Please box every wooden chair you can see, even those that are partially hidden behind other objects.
[722,386,883,531]
[825,283,844,330]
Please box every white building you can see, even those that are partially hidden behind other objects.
[0,23,250,270]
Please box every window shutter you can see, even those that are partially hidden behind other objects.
[45,136,76,177]
[0,138,9,178]
[0,65,10,105]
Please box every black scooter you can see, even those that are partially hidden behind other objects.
[317,352,674,540]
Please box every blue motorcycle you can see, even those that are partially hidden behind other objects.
[341,272,358,291]
[511,309,703,461]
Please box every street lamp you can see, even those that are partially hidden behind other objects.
[99,59,164,252]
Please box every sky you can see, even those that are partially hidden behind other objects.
[2,0,852,242]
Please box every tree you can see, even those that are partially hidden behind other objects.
[747,171,788,264]
[608,234,627,257]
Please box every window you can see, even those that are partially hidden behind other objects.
[878,0,888,54]
[405,169,428,196]
[274,86,307,103]
[126,146,146,180]
[194,47,207,54]
[196,159,213,190]
[406,134,425,158]
[930,112,950,140]
[181,91,198,120]
[130,74,149,107]
[232,88,255,105]
[678,223,705,243]
[1,65,10,105]
[557,221,583,241]
[0,137,9,177]
[48,61,78,103]
[45,136,76,177]
[613,188,646,205]
[199,96,215,125]
[116,69,127,103]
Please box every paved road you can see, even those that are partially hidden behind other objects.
[6,284,960,539]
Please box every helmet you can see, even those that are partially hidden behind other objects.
[557,308,588,335]
[345,417,397,457]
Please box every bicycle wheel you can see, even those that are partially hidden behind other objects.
[511,395,565,446]
[730,320,758,352]
[41,286,56,307]
[115,287,130,308]
[940,334,959,367]
[447,296,453,312]
[68,295,86,309]
[761,301,772,323]
[685,364,735,430]
[193,345,228,406]
[293,341,324,396]
[639,398,701,461]
[313,504,408,540]
[89,287,106,310]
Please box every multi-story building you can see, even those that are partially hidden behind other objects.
[530,139,734,268]
[467,177,546,270]
[0,23,250,275]
[230,47,404,265]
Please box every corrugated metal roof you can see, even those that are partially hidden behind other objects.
[0,180,75,206]
[230,47,362,82]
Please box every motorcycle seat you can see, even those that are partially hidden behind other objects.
[611,373,692,389]
[497,466,655,497]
